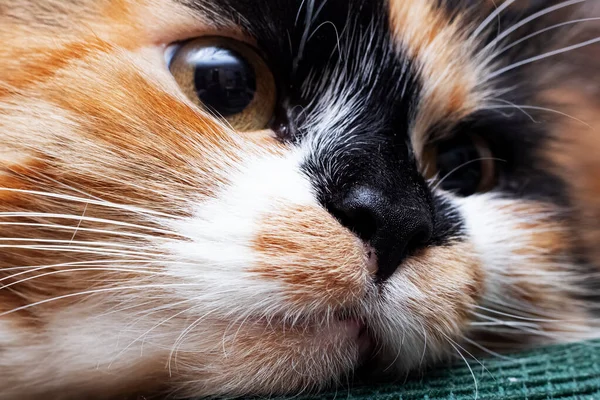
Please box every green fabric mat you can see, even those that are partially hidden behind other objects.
[292,340,600,400]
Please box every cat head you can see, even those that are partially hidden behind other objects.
[1,0,599,397]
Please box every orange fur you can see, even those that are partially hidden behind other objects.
[252,205,370,309]
[403,242,484,331]
[1,0,599,398]
[544,90,600,268]
[388,0,488,157]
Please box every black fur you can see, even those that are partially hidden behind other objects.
[181,0,573,276]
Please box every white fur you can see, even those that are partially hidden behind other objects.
[162,147,318,317]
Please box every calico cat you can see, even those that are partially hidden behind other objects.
[1,0,600,398]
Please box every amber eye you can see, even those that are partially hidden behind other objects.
[168,37,276,131]
[425,135,497,196]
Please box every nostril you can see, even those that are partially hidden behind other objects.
[325,185,433,283]
[328,203,378,242]
[326,187,381,243]
[344,206,378,242]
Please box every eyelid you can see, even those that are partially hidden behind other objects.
[165,36,269,69]
[164,44,179,67]
[163,27,257,58]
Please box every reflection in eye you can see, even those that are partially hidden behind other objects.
[168,37,276,132]
[191,47,256,117]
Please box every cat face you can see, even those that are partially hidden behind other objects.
[1,0,599,398]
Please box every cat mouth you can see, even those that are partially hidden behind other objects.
[335,315,374,363]
[249,312,373,358]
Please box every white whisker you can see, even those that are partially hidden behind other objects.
[0,267,169,291]
[0,244,163,258]
[481,0,589,57]
[0,238,153,250]
[0,188,181,219]
[0,261,163,283]
[488,36,600,79]
[0,259,190,272]
[169,310,217,374]
[110,301,203,368]
[471,0,519,40]
[469,321,541,328]
[443,336,479,399]
[0,212,185,237]
[461,336,515,361]
[432,157,506,192]
[0,283,206,317]
[70,200,89,243]
[485,98,538,122]
[494,17,600,58]
[474,305,572,323]
[485,104,592,126]
[0,222,165,240]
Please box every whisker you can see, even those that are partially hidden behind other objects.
[471,313,589,340]
[0,222,166,240]
[443,332,494,379]
[0,212,185,237]
[169,310,217,374]
[17,154,193,205]
[226,311,257,355]
[443,336,479,399]
[0,244,163,258]
[382,327,405,373]
[419,321,427,367]
[0,261,163,283]
[469,321,541,328]
[0,188,181,219]
[471,0,519,40]
[494,17,600,58]
[488,35,600,79]
[0,238,155,250]
[110,301,203,368]
[0,267,169,291]
[0,259,191,272]
[461,336,515,361]
[481,0,589,57]
[485,104,592,127]
[432,157,507,192]
[482,296,556,318]
[0,283,206,317]
[70,199,89,243]
[474,305,571,323]
[485,98,538,122]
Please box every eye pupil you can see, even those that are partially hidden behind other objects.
[192,47,257,117]
[169,37,276,131]
[434,135,494,196]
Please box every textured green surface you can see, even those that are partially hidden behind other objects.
[299,340,600,400]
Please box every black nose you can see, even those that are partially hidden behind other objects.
[328,186,433,282]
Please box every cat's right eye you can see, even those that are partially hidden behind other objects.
[168,37,277,132]
[424,135,497,197]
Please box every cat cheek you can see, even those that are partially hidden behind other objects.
[371,241,484,370]
[183,319,360,397]
[166,148,371,310]
[456,194,592,338]
[456,193,572,282]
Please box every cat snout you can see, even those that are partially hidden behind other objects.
[327,185,433,282]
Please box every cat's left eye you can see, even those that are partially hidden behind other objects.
[425,135,496,196]
[168,37,276,132]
